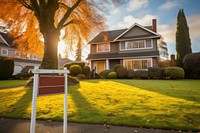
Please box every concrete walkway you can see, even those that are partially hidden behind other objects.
[0,118,188,133]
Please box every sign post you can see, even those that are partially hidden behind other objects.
[30,66,69,133]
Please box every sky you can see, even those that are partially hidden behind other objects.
[105,0,200,57]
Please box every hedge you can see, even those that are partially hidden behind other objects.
[64,62,85,69]
[82,66,90,76]
[107,72,117,79]
[164,67,184,79]
[114,64,123,72]
[148,67,161,79]
[99,70,113,79]
[69,65,82,76]
[0,57,14,80]
[116,67,127,79]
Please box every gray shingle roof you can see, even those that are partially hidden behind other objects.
[0,32,17,48]
[88,29,127,44]
[87,51,159,60]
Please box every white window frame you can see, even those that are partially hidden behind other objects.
[1,48,8,56]
[123,58,152,70]
[97,43,110,52]
[120,39,153,51]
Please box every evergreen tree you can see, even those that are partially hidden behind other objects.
[75,37,82,61]
[176,9,192,67]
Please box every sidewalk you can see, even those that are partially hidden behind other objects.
[0,118,188,133]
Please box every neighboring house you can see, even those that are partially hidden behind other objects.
[158,37,169,60]
[58,54,73,68]
[86,19,161,73]
[0,32,42,75]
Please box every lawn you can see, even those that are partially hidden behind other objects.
[0,80,28,89]
[0,79,200,131]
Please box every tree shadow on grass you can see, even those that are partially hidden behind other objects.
[68,84,105,124]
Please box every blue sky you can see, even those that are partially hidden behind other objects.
[105,0,200,56]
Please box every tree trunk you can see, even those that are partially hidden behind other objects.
[41,27,60,69]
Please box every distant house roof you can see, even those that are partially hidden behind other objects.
[21,66,34,73]
[0,32,17,48]
[58,57,73,67]
[0,56,42,64]
[88,23,160,44]
[87,51,159,60]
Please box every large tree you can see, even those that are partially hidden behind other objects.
[176,9,192,67]
[0,0,116,69]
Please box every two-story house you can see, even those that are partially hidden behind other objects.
[0,32,42,75]
[87,19,161,73]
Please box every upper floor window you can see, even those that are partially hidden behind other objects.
[97,43,110,52]
[1,48,8,56]
[120,40,152,51]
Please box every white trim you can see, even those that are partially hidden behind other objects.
[106,59,109,70]
[1,48,8,56]
[0,34,10,47]
[123,58,152,70]
[119,40,153,51]
[114,23,161,41]
[88,55,159,61]
[96,43,110,53]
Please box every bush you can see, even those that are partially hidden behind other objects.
[64,62,85,69]
[133,70,148,79]
[82,66,90,76]
[99,70,113,79]
[77,74,86,79]
[107,72,117,79]
[116,67,127,79]
[114,64,123,72]
[164,67,185,79]
[0,57,14,80]
[148,67,161,79]
[183,52,200,79]
[13,72,33,79]
[127,69,135,79]
[69,65,82,76]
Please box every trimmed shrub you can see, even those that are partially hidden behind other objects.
[77,74,86,79]
[82,66,90,76]
[116,67,127,79]
[69,65,82,76]
[107,72,117,79]
[99,70,113,79]
[114,64,123,72]
[183,52,200,79]
[148,67,161,79]
[0,57,14,80]
[64,62,85,69]
[133,70,148,79]
[164,67,185,79]
[127,69,135,79]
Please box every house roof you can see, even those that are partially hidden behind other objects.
[0,32,17,48]
[58,57,73,67]
[86,51,159,60]
[88,23,161,44]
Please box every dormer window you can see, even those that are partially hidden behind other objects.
[97,43,110,52]
[1,48,8,56]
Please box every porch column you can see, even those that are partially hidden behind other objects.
[106,59,109,70]
[88,60,92,69]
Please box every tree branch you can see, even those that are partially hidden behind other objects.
[29,0,40,19]
[18,0,33,10]
[62,20,75,28]
[59,2,70,10]
[57,0,82,30]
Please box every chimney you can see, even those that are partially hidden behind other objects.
[152,19,157,32]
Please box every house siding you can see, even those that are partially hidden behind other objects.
[120,26,154,38]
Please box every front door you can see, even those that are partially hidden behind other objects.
[94,61,105,73]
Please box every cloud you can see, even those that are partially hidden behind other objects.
[127,0,149,12]
[159,1,179,10]
[157,14,200,54]
[115,14,157,29]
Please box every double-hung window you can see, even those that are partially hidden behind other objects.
[97,43,110,52]
[1,48,8,56]
[124,59,152,70]
[120,40,152,50]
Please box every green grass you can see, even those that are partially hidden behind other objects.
[0,80,28,89]
[0,79,200,131]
